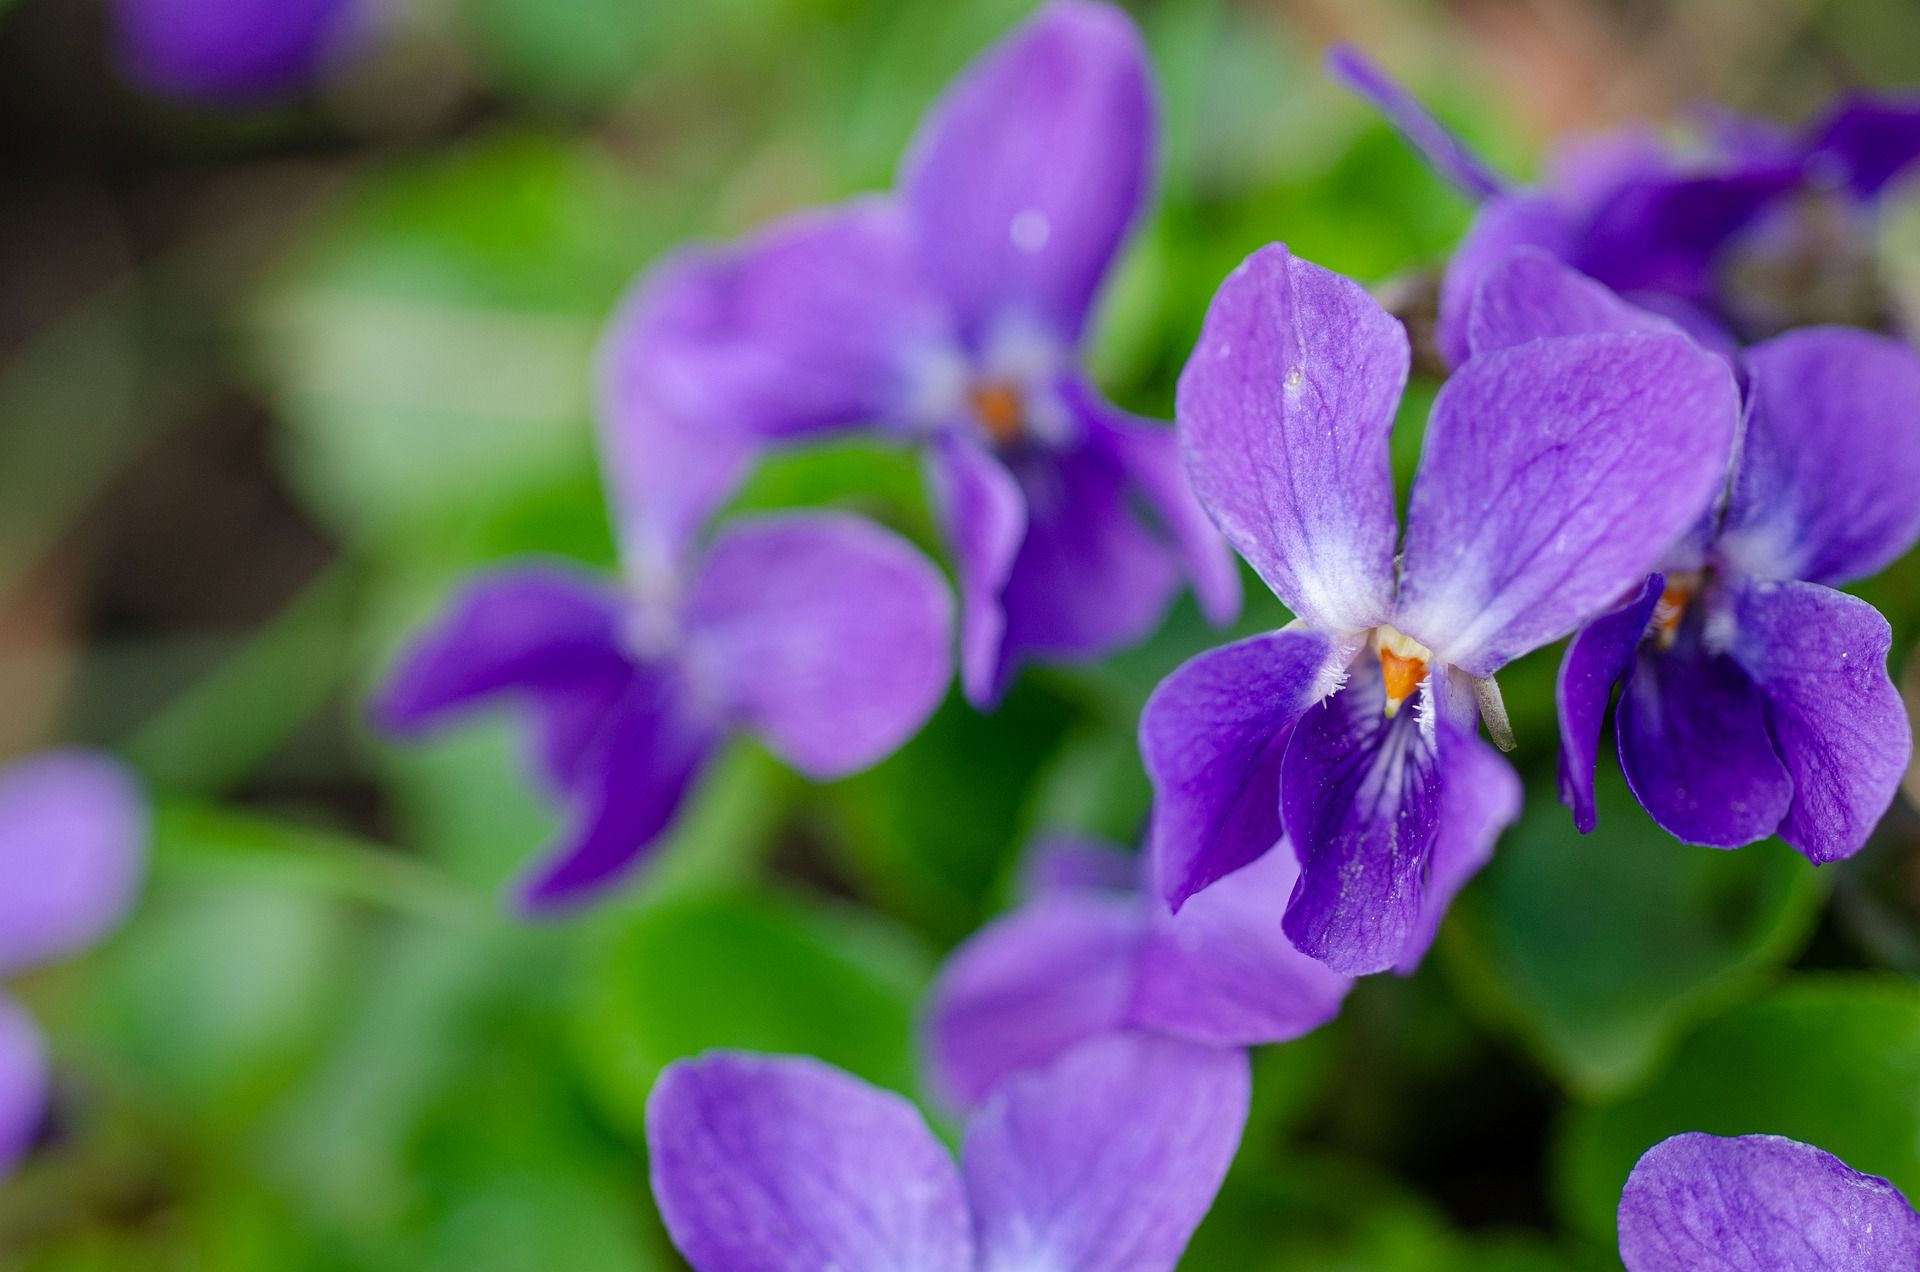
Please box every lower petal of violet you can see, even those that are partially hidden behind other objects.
[923,889,1145,1111]
[1618,1132,1920,1271]
[683,512,953,779]
[0,997,47,1180]
[1141,627,1346,912]
[1393,726,1522,975]
[1279,669,1443,977]
[1728,577,1910,863]
[1615,635,1794,849]
[925,433,1027,706]
[1556,574,1664,835]
[962,1033,1249,1272]
[373,565,634,795]
[647,1052,974,1272]
[514,672,717,914]
[1129,842,1352,1046]
[1071,383,1241,627]
[988,430,1184,701]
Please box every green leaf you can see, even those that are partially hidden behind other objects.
[250,133,654,542]
[1555,976,1920,1240]
[1444,769,1825,1094]
[569,888,931,1140]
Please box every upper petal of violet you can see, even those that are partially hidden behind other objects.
[900,1,1154,350]
[1176,244,1406,634]
[964,1032,1249,1272]
[1618,1132,1920,1271]
[1396,332,1738,677]
[111,0,359,103]
[607,199,951,448]
[0,750,147,976]
[1437,194,1579,368]
[1324,44,1507,200]
[1718,327,1920,589]
[647,1052,974,1272]
[1466,248,1683,357]
[682,513,952,779]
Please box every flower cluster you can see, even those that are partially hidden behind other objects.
[360,4,1920,1266]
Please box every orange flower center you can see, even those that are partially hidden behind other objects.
[1374,626,1432,719]
[968,380,1026,446]
[1652,573,1701,649]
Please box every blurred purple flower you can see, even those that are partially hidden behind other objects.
[1329,45,1920,354]
[605,1,1239,705]
[646,1032,1247,1272]
[0,750,147,1180]
[110,0,364,103]
[375,511,952,914]
[1619,1132,1920,1270]
[924,833,1350,1110]
[1466,253,1920,863]
[1140,243,1739,975]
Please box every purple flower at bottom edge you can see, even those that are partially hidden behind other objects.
[110,0,364,103]
[924,833,1353,1111]
[603,0,1240,707]
[374,511,953,914]
[1327,45,1920,356]
[0,750,149,1180]
[1619,1132,1920,1271]
[1463,250,1920,863]
[646,1032,1248,1272]
[1138,243,1737,976]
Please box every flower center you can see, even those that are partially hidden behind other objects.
[1373,625,1432,719]
[968,379,1027,446]
[1652,572,1702,649]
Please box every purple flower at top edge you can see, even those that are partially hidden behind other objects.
[604,1,1240,707]
[110,0,364,103]
[924,832,1353,1110]
[1328,45,1920,354]
[1462,250,1920,863]
[1619,1132,1920,1270]
[0,750,148,1181]
[646,1032,1248,1272]
[1139,243,1738,976]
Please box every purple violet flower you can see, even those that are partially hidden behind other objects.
[0,750,148,1180]
[1140,243,1738,976]
[924,832,1351,1110]
[375,506,953,913]
[1463,251,1920,862]
[646,1032,1248,1272]
[110,0,364,103]
[1619,1132,1920,1270]
[605,1,1240,705]
[1329,45,1920,353]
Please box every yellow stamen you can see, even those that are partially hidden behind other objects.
[968,381,1025,446]
[1374,626,1432,719]
[1653,573,1701,650]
